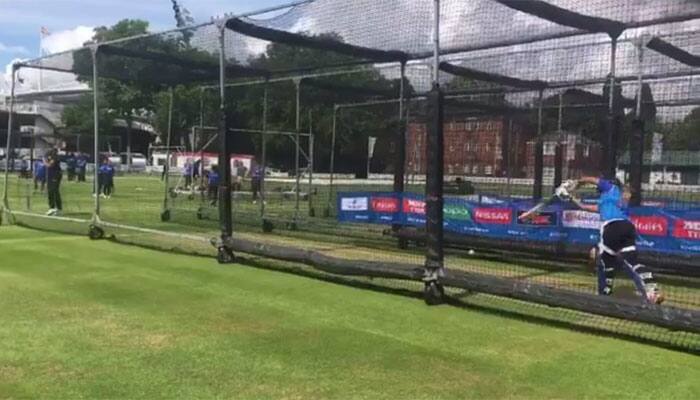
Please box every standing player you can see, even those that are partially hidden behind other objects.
[45,149,63,216]
[207,165,220,206]
[562,177,664,304]
[76,152,87,182]
[66,153,76,182]
[99,159,115,198]
[183,160,193,190]
[251,160,263,204]
[34,157,46,192]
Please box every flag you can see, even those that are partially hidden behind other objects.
[40,26,50,37]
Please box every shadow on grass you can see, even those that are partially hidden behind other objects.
[236,254,700,355]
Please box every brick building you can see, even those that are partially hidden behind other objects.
[524,132,603,180]
[406,116,533,177]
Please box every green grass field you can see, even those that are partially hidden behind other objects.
[1,225,699,399]
[3,174,699,312]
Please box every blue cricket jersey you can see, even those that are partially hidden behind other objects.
[208,171,220,186]
[597,179,628,222]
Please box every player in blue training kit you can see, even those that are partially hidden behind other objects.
[207,165,220,206]
[561,177,664,304]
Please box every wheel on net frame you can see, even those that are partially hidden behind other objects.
[160,209,171,222]
[423,279,445,306]
[217,246,235,264]
[262,219,275,233]
[88,224,104,240]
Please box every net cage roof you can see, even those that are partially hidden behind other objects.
[10,0,700,121]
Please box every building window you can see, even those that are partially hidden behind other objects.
[472,165,479,174]
[584,145,590,157]
[543,142,556,156]
[485,165,493,175]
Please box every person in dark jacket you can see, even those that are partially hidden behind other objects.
[45,149,62,216]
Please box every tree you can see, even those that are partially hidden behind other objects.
[64,18,221,165]
[662,106,700,151]
[62,20,154,167]
[61,92,116,142]
[228,34,410,176]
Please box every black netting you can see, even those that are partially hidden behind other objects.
[3,0,700,352]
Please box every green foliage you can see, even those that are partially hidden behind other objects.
[152,86,219,148]
[661,106,700,151]
[227,34,410,174]
[61,93,115,137]
[64,18,222,146]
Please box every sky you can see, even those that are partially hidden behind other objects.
[0,0,291,77]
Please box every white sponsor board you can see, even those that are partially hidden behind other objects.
[562,210,601,230]
[341,197,369,212]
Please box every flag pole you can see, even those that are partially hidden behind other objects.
[38,27,46,92]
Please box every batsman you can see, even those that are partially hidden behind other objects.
[556,177,665,305]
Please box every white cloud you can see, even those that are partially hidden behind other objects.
[1,26,95,95]
[0,42,29,55]
[41,26,95,55]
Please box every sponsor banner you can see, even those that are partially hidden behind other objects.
[673,219,700,240]
[371,196,399,213]
[630,215,668,237]
[562,210,600,230]
[444,203,472,221]
[341,196,369,212]
[517,211,557,226]
[337,192,700,256]
[403,198,426,215]
[474,208,512,225]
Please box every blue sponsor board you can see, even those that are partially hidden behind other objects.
[336,192,700,257]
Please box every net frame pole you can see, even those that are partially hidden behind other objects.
[217,23,233,241]
[308,110,314,217]
[605,38,619,179]
[327,105,338,217]
[294,78,301,225]
[261,83,268,219]
[392,64,409,248]
[394,62,407,193]
[432,0,440,85]
[553,92,564,189]
[630,38,647,206]
[533,89,544,200]
[424,0,445,303]
[506,118,513,198]
[90,48,101,219]
[2,64,17,210]
[198,89,206,190]
[162,88,174,220]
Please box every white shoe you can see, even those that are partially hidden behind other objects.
[53,210,61,217]
[45,208,55,216]
[100,194,107,198]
